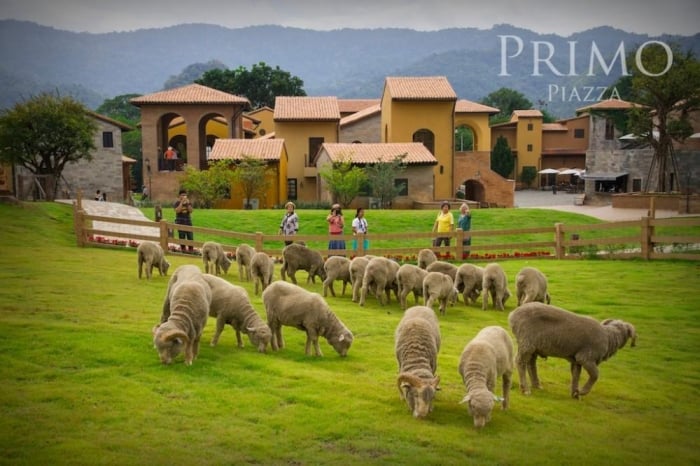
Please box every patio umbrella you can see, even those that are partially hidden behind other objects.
[538,168,560,174]
[559,168,581,175]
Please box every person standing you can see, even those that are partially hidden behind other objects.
[458,202,472,259]
[278,201,299,246]
[164,146,177,171]
[173,189,194,252]
[95,189,103,201]
[326,203,345,255]
[432,200,454,248]
[351,207,369,252]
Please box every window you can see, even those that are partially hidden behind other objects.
[412,129,434,154]
[527,144,533,152]
[286,179,297,200]
[394,178,408,196]
[102,131,114,148]
[604,119,615,140]
[527,123,533,131]
[632,178,642,192]
[574,128,585,139]
[308,137,324,165]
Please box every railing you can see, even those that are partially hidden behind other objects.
[72,202,700,262]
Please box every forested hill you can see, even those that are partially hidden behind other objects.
[1,20,698,118]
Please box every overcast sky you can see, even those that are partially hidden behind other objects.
[1,0,698,36]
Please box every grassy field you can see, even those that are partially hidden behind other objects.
[1,201,699,465]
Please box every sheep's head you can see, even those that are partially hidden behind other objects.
[460,390,499,429]
[247,325,272,353]
[161,259,171,275]
[328,330,353,357]
[220,257,232,273]
[398,373,440,419]
[153,328,189,365]
[602,319,637,348]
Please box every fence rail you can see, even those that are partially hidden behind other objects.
[72,203,700,261]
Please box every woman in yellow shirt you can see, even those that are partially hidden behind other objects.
[432,201,454,247]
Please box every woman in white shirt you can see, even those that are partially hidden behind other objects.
[351,207,369,252]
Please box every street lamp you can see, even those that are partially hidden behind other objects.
[455,128,464,152]
[145,158,152,200]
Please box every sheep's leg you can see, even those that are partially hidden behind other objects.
[235,329,244,348]
[210,316,225,346]
[502,371,511,410]
[341,281,348,296]
[439,298,446,315]
[184,341,194,366]
[399,288,408,310]
[570,362,582,398]
[352,282,360,302]
[515,351,531,395]
[359,285,368,306]
[425,295,434,310]
[238,264,245,282]
[289,270,297,285]
[576,361,599,398]
[495,292,504,311]
[328,279,336,297]
[527,357,541,389]
[482,289,489,310]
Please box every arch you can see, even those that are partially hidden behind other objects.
[412,128,435,154]
[463,179,486,204]
[454,125,474,152]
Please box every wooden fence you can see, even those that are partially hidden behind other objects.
[72,203,700,262]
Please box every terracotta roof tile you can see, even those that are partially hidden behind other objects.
[455,99,499,114]
[511,110,543,120]
[576,99,644,113]
[130,84,250,106]
[274,96,340,121]
[384,76,457,101]
[339,104,381,127]
[320,143,437,165]
[208,139,284,162]
[338,99,381,113]
[542,123,568,131]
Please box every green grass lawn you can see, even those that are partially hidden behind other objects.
[1,202,699,465]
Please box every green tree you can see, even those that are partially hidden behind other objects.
[454,127,474,151]
[0,92,97,200]
[232,156,270,209]
[623,43,700,192]
[521,166,537,188]
[491,136,515,179]
[318,156,367,207]
[481,88,534,124]
[178,160,236,208]
[364,154,407,208]
[163,60,228,90]
[196,62,306,109]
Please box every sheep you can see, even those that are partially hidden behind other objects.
[250,251,275,296]
[454,263,484,305]
[159,264,203,322]
[515,266,551,305]
[349,255,375,303]
[136,241,170,279]
[396,263,428,310]
[508,302,637,399]
[235,243,255,282]
[422,271,459,315]
[425,260,458,281]
[322,256,352,297]
[394,305,441,418]
[359,256,400,306]
[201,241,232,276]
[152,267,211,365]
[280,242,326,285]
[481,263,511,311]
[417,248,438,269]
[201,274,271,353]
[262,281,353,357]
[458,326,514,429]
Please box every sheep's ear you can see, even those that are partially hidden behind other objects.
[601,318,614,325]
[460,394,471,405]
[152,324,160,336]
[432,376,441,390]
[247,326,256,333]
[339,334,345,341]
[162,329,189,345]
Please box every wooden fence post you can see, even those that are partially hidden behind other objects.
[73,203,86,247]
[456,228,464,260]
[554,223,564,259]
[640,216,651,260]
[159,220,169,253]
[255,232,264,252]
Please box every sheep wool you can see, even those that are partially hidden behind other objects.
[280,243,326,285]
[235,243,255,282]
[396,263,429,310]
[359,256,400,306]
[417,248,437,270]
[515,266,551,305]
[201,241,232,276]
[423,271,458,315]
[250,252,275,296]
[454,263,484,305]
[137,241,170,280]
[322,256,352,298]
[482,263,511,311]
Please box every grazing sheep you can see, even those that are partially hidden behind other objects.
[394,305,441,418]
[160,264,203,322]
[152,268,211,365]
[396,263,429,310]
[417,248,438,269]
[263,281,353,357]
[454,263,484,305]
[349,255,375,303]
[458,326,514,429]
[515,266,551,305]
[201,274,271,353]
[425,260,458,281]
[323,256,352,297]
[481,263,511,311]
[508,302,637,399]
[359,256,400,306]
[201,241,232,276]
[235,243,255,282]
[137,241,170,280]
[250,252,275,296]
[423,271,459,315]
[280,242,326,285]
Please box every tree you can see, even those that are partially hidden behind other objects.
[196,62,306,109]
[521,166,537,188]
[178,160,237,209]
[364,154,407,208]
[454,127,474,151]
[232,156,270,209]
[622,43,700,192]
[481,88,534,124]
[318,156,367,207]
[491,136,515,179]
[0,92,97,200]
[163,60,228,90]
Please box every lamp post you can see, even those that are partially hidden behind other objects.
[145,158,152,201]
[455,128,464,152]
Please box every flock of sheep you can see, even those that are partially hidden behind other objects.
[139,239,637,429]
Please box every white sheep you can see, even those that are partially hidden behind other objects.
[394,305,441,418]
[481,262,511,311]
[201,241,232,275]
[262,281,353,357]
[201,274,272,353]
[152,266,211,365]
[417,248,438,269]
[359,256,400,306]
[235,243,255,282]
[137,241,170,279]
[396,263,428,310]
[515,266,551,305]
[454,263,484,305]
[159,264,203,322]
[322,256,352,297]
[425,260,458,281]
[349,255,375,303]
[423,271,458,315]
[280,242,326,285]
[458,326,514,429]
[250,251,275,296]
[508,302,637,399]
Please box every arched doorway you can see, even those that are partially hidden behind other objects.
[463,179,485,204]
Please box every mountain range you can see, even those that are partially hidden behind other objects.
[1,20,698,118]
